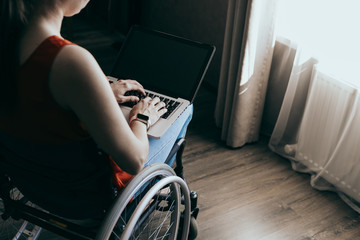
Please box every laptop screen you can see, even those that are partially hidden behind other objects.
[111,26,215,102]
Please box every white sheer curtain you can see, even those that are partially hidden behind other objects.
[218,0,360,212]
[215,0,277,148]
[269,0,360,212]
[274,0,360,85]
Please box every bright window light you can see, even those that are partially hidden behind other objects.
[276,0,360,85]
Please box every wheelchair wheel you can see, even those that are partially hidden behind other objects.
[0,184,42,240]
[121,176,188,240]
[96,164,191,240]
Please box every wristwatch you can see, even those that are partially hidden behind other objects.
[134,113,150,130]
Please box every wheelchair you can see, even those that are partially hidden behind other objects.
[0,138,199,240]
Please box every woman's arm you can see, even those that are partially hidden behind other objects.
[48,44,164,174]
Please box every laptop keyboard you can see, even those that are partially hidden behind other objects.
[121,91,181,119]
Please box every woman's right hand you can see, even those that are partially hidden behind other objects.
[129,97,167,128]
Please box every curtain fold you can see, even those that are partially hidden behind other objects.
[215,0,277,148]
[218,0,360,213]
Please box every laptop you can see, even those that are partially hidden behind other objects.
[108,26,215,139]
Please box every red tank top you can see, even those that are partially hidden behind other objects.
[0,35,133,189]
[0,35,90,144]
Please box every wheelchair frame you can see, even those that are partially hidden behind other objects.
[0,138,199,240]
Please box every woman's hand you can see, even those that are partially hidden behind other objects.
[110,79,146,103]
[129,97,167,128]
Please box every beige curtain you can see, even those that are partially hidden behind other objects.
[215,0,277,148]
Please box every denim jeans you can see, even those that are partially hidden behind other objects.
[145,104,193,167]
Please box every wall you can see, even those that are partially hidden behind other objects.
[138,0,229,90]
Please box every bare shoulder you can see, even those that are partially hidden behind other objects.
[57,44,93,61]
[52,44,102,80]
[49,44,109,108]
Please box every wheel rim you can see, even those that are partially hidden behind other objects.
[121,176,190,240]
[127,183,180,239]
[95,164,191,240]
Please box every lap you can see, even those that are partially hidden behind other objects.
[145,104,193,167]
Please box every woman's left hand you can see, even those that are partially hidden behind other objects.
[110,79,146,103]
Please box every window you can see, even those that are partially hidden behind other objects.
[276,0,360,85]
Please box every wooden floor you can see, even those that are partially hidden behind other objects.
[16,16,360,240]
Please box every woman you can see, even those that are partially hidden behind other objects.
[0,0,192,218]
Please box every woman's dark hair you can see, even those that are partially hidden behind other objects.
[0,0,58,115]
[0,0,37,114]
[0,0,25,114]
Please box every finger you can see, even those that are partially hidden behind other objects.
[150,97,161,105]
[130,84,146,96]
[126,79,144,88]
[123,96,140,103]
[142,97,152,104]
[155,101,166,110]
[116,80,146,96]
[123,79,146,95]
[158,108,168,117]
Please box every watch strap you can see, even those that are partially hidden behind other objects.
[133,113,150,130]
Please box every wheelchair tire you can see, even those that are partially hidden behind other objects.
[121,176,189,240]
[96,164,191,240]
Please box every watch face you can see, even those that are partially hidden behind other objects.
[137,113,149,121]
